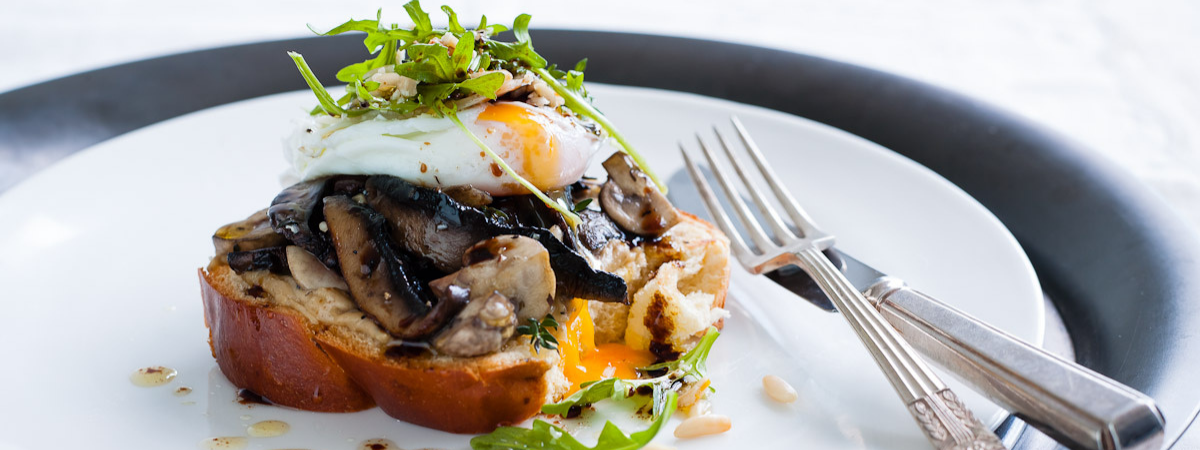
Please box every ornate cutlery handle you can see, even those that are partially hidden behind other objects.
[797,249,1005,450]
[866,278,1165,450]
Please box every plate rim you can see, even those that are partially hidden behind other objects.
[1,30,1197,447]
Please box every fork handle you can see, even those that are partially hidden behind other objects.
[796,249,1006,450]
[865,278,1165,450]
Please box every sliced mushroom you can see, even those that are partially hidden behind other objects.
[490,190,570,234]
[431,292,517,357]
[228,246,289,275]
[285,246,348,291]
[268,179,338,268]
[443,185,493,208]
[366,176,498,273]
[429,235,555,322]
[366,175,628,302]
[212,209,288,256]
[600,152,680,236]
[524,228,627,303]
[323,195,465,340]
[576,209,625,252]
[330,177,367,197]
[569,178,604,204]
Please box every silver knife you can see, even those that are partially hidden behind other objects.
[768,248,1165,450]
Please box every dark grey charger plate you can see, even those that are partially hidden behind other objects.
[2,31,1198,449]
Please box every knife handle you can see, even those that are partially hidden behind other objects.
[864,277,1165,450]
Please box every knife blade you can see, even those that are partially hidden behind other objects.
[766,247,1165,450]
[765,248,875,312]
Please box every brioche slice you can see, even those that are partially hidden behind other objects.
[591,211,731,352]
[199,212,729,433]
[200,267,375,412]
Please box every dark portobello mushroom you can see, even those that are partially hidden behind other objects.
[490,190,570,232]
[364,175,628,303]
[227,246,289,275]
[365,176,499,274]
[267,176,368,269]
[491,184,628,253]
[322,195,466,340]
[442,185,493,208]
[575,209,625,252]
[268,179,338,268]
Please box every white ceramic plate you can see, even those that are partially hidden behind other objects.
[0,84,1042,450]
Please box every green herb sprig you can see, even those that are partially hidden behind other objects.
[544,327,720,418]
[532,66,666,194]
[515,314,560,353]
[470,393,676,450]
[571,198,593,213]
[640,324,719,381]
[471,327,721,450]
[445,106,581,226]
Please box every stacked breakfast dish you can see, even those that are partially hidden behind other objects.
[198,1,731,444]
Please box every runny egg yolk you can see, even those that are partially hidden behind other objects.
[476,102,562,191]
[560,299,656,394]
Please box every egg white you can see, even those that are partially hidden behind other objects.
[283,101,610,195]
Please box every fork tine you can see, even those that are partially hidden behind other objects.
[680,144,757,264]
[730,116,822,238]
[712,125,796,244]
[695,133,776,253]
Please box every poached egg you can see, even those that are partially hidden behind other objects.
[284,101,609,195]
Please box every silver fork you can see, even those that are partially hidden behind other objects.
[681,117,1005,450]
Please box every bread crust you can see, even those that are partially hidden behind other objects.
[320,337,551,433]
[200,266,555,433]
[199,212,731,434]
[200,269,375,412]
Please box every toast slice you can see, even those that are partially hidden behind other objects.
[199,211,729,433]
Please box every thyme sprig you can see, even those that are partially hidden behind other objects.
[516,314,560,353]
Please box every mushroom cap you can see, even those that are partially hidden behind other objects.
[599,153,680,236]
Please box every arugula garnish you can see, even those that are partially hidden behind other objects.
[288,52,345,116]
[470,327,720,450]
[516,314,560,353]
[470,393,676,450]
[287,1,664,223]
[545,327,720,419]
[640,325,719,380]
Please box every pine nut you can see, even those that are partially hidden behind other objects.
[673,414,732,439]
[393,76,418,98]
[370,72,402,86]
[762,375,798,403]
[642,444,676,450]
[439,32,459,49]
